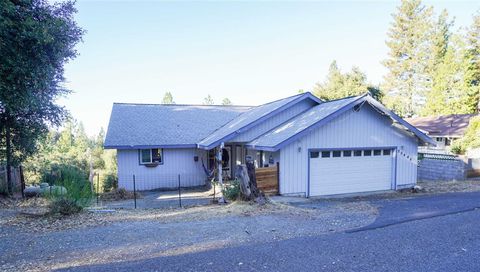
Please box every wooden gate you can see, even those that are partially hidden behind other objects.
[255,163,279,195]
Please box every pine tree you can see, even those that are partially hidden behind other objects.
[161,92,175,104]
[382,0,433,117]
[203,95,214,105]
[313,61,379,100]
[465,11,480,111]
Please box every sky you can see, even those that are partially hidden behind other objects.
[59,0,480,136]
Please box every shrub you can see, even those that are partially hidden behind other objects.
[102,173,118,192]
[49,198,82,215]
[222,179,240,201]
[100,188,140,201]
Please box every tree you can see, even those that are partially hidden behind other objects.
[221,98,232,105]
[161,92,175,104]
[313,61,381,101]
[0,0,84,194]
[382,0,433,117]
[203,95,214,105]
[422,35,478,115]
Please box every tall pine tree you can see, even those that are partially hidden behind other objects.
[382,0,433,117]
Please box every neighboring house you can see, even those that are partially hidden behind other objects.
[406,114,476,153]
[104,92,434,197]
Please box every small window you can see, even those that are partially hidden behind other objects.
[364,150,372,156]
[354,150,362,156]
[383,149,391,156]
[140,148,163,164]
[310,151,319,158]
[321,151,330,158]
[373,150,382,156]
[436,137,443,142]
[332,151,341,157]
[343,150,352,157]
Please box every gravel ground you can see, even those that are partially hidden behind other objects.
[0,200,377,272]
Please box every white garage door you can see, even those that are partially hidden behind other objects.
[309,149,394,196]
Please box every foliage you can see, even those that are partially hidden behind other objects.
[102,172,118,192]
[450,116,480,155]
[49,198,83,216]
[100,188,140,201]
[422,35,480,116]
[0,0,84,194]
[313,61,382,101]
[222,179,240,201]
[221,98,232,105]
[161,92,175,104]
[203,95,214,105]
[382,0,433,117]
[23,121,116,193]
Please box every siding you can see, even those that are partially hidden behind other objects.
[279,104,418,196]
[117,148,207,191]
[231,99,316,142]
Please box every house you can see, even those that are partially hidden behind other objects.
[406,114,476,153]
[104,92,434,197]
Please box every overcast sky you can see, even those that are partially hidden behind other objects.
[59,0,480,136]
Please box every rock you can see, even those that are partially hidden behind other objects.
[412,185,425,193]
[24,186,41,197]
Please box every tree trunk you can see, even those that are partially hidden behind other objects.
[235,165,251,199]
[5,120,13,195]
[246,160,260,198]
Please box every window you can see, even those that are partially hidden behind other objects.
[310,151,319,158]
[364,150,372,156]
[383,149,391,156]
[436,137,443,142]
[343,150,352,157]
[321,151,330,158]
[140,148,163,164]
[332,151,341,157]
[373,150,382,156]
[354,150,362,156]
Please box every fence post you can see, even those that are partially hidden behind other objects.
[178,174,182,208]
[96,173,100,206]
[133,174,137,209]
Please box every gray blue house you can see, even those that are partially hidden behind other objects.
[104,92,434,197]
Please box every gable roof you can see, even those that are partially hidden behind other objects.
[405,114,476,138]
[247,94,436,151]
[104,103,250,149]
[196,92,322,149]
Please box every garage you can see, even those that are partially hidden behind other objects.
[308,148,394,196]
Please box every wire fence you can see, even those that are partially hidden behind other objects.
[97,173,215,209]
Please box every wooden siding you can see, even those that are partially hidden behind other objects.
[231,99,316,142]
[256,165,279,195]
[279,104,418,196]
[117,148,207,191]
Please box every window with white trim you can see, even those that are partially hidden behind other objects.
[140,148,163,164]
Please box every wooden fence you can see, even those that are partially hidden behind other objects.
[255,163,279,195]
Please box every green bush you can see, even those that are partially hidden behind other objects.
[42,164,93,215]
[102,173,118,192]
[49,198,82,215]
[41,163,88,186]
[222,179,240,201]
